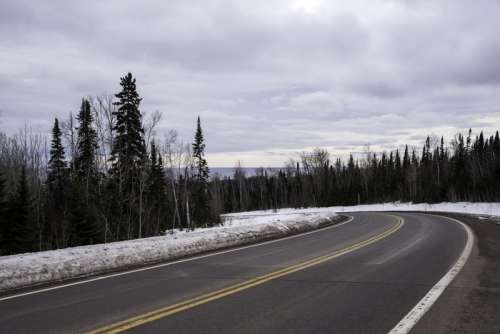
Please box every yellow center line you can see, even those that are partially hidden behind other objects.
[87,215,404,334]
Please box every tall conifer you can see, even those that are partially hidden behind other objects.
[48,118,67,188]
[192,116,211,226]
[146,141,167,235]
[47,118,68,248]
[110,73,146,179]
[74,99,98,188]
[69,99,101,245]
[0,171,6,254]
[109,73,146,239]
[7,166,34,254]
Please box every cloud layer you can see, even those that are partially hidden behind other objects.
[1,0,500,166]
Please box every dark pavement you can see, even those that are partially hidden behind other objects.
[0,212,468,334]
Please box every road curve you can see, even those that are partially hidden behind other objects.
[0,212,469,334]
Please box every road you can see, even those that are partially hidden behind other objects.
[0,212,469,334]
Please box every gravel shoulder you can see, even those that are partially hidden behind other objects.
[412,213,500,334]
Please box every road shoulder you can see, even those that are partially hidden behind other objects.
[412,213,500,334]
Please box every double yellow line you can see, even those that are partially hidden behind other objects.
[88,215,404,334]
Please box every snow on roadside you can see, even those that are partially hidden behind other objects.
[0,210,338,292]
[2,201,497,292]
[224,202,500,218]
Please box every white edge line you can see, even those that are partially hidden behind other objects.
[387,214,474,334]
[0,215,354,302]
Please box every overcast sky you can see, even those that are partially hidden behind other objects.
[1,0,500,166]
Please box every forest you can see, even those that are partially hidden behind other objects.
[1,73,499,255]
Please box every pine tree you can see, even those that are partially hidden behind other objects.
[193,116,209,184]
[148,141,164,187]
[7,166,35,254]
[48,118,67,187]
[394,149,402,198]
[493,131,500,199]
[68,182,101,246]
[146,141,167,235]
[47,118,68,248]
[453,134,467,199]
[74,99,98,189]
[192,116,211,226]
[109,73,147,239]
[0,171,6,255]
[402,145,410,169]
[110,73,146,179]
[439,137,445,161]
[68,99,102,246]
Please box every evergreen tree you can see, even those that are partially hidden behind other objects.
[193,116,209,184]
[452,134,467,199]
[48,118,67,188]
[402,145,410,169]
[192,116,211,226]
[68,182,101,246]
[7,166,35,254]
[394,149,402,198]
[47,118,68,248]
[0,171,6,255]
[146,141,167,235]
[439,137,445,161]
[109,73,147,239]
[68,99,102,245]
[493,131,500,198]
[110,72,146,179]
[74,98,98,190]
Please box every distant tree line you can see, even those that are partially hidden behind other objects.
[212,131,500,213]
[1,72,499,255]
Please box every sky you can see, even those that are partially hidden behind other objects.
[1,0,500,167]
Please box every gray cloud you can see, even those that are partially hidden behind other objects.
[1,0,500,166]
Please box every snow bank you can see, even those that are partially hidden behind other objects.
[226,202,500,218]
[0,210,339,292]
[332,202,500,217]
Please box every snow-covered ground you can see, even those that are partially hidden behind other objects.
[0,210,338,292]
[226,202,500,218]
[2,201,498,292]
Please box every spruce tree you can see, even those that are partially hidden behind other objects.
[494,131,500,198]
[453,134,467,199]
[48,118,67,187]
[146,141,167,235]
[193,116,209,184]
[109,73,146,239]
[69,98,102,246]
[402,145,410,170]
[110,72,146,179]
[74,99,98,189]
[47,118,68,248]
[192,116,211,226]
[7,166,35,254]
[0,171,6,255]
[439,137,446,161]
[68,182,101,246]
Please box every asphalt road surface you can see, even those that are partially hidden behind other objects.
[0,212,469,334]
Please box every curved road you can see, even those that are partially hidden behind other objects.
[0,212,469,334]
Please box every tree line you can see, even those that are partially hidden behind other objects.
[1,72,499,255]
[212,131,500,213]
